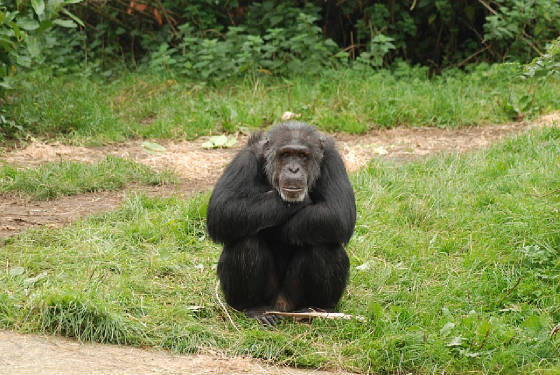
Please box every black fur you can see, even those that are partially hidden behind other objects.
[207,122,356,320]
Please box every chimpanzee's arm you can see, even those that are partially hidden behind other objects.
[279,147,356,246]
[207,148,302,244]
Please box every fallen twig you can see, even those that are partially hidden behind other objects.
[265,309,366,322]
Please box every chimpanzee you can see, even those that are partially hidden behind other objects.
[207,121,356,325]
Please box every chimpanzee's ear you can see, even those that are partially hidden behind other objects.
[319,134,326,150]
[318,134,334,160]
[250,132,270,159]
[248,131,263,146]
[262,135,271,152]
[259,135,271,158]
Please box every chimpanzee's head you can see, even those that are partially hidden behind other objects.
[260,121,326,202]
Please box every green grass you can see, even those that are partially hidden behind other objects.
[0,156,177,200]
[2,63,559,144]
[1,127,559,373]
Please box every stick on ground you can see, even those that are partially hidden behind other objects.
[265,309,366,322]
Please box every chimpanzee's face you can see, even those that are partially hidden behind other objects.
[274,144,311,202]
[263,122,324,203]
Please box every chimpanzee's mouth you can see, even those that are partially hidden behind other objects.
[282,187,304,192]
[279,185,307,202]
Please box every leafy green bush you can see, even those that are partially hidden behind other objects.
[0,0,83,85]
[523,37,560,79]
[484,0,560,61]
[140,3,342,80]
[6,0,559,77]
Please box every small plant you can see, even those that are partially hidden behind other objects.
[503,92,537,121]
[355,34,396,68]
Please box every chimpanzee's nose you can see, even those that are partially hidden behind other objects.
[289,166,299,174]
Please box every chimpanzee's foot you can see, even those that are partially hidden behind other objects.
[244,306,282,326]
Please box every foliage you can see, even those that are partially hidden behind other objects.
[0,0,83,85]
[523,37,560,79]
[144,11,341,80]
[483,0,560,61]
[54,0,560,75]
[2,1,560,79]
[1,128,560,373]
[355,34,396,68]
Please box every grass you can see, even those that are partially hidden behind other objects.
[0,156,177,200]
[0,126,559,373]
[2,63,559,144]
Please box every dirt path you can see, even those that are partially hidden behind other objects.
[0,330,345,375]
[1,113,558,238]
[1,113,559,374]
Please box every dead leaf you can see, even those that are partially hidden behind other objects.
[281,111,302,121]
[153,8,163,25]
[373,146,388,155]
[202,135,237,149]
[141,141,166,153]
[356,261,373,271]
[9,266,25,276]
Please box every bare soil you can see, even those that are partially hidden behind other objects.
[0,330,346,375]
[0,184,203,238]
[0,113,558,374]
